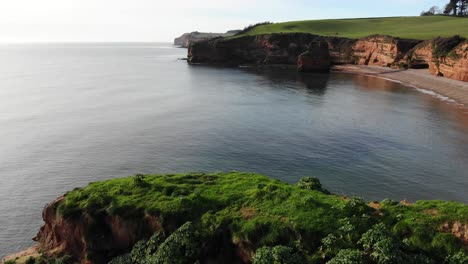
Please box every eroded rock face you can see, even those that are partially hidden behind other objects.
[408,38,468,81]
[442,221,468,245]
[34,197,160,263]
[438,42,468,81]
[188,33,356,66]
[187,32,468,82]
[297,42,331,72]
[352,35,420,67]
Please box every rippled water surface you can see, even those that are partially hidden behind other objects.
[0,43,467,257]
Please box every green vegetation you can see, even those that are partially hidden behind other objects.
[45,172,467,263]
[232,16,468,40]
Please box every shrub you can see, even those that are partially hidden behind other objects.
[344,197,371,216]
[297,177,330,194]
[235,22,273,35]
[359,223,393,251]
[133,174,149,188]
[108,254,132,264]
[25,257,35,264]
[252,245,304,264]
[431,233,462,256]
[130,240,147,264]
[446,251,468,264]
[326,249,365,264]
[432,36,465,58]
[359,223,404,264]
[148,222,199,264]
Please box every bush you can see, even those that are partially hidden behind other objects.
[344,197,371,216]
[252,245,304,264]
[326,249,364,264]
[359,223,404,264]
[148,222,199,264]
[297,177,330,194]
[235,22,273,35]
[446,251,468,264]
[108,254,132,264]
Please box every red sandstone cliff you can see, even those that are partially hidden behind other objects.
[32,197,161,263]
[352,35,419,67]
[188,33,467,82]
[408,36,468,82]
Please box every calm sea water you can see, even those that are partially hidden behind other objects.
[0,43,467,257]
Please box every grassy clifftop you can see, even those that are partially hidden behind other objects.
[38,172,468,263]
[234,16,468,40]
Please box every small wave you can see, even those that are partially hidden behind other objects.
[366,75,463,106]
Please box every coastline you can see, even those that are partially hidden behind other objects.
[332,65,468,108]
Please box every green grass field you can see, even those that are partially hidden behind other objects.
[235,16,468,40]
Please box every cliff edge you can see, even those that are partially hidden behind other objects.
[3,173,467,264]
[174,30,241,48]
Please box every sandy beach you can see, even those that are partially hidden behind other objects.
[333,65,468,107]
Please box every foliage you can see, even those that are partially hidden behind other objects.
[108,254,132,264]
[252,245,304,264]
[431,35,465,57]
[130,231,166,264]
[235,22,274,36]
[54,172,467,263]
[326,249,365,264]
[446,251,468,264]
[359,223,404,264]
[148,222,199,264]
[297,177,330,194]
[231,16,468,40]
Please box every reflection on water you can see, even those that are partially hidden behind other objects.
[0,43,467,257]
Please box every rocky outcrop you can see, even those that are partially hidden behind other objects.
[174,30,241,48]
[352,35,420,67]
[408,36,468,81]
[438,41,468,81]
[33,196,160,263]
[188,33,468,81]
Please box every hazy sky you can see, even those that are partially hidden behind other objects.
[0,0,448,42]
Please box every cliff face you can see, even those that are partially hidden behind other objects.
[174,31,241,48]
[33,197,160,263]
[438,41,468,81]
[188,33,356,66]
[408,37,468,81]
[188,33,468,82]
[352,35,420,67]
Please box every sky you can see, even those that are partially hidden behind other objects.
[0,0,448,42]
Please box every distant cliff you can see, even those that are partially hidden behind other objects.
[174,30,241,48]
[188,33,468,82]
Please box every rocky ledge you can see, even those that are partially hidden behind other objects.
[188,33,468,82]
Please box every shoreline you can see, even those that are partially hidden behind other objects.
[332,65,468,108]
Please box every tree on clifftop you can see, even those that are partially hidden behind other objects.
[443,0,468,16]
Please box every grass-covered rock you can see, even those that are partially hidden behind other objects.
[36,172,467,264]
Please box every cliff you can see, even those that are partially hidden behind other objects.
[174,30,241,48]
[4,173,467,264]
[408,36,468,81]
[188,33,468,82]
